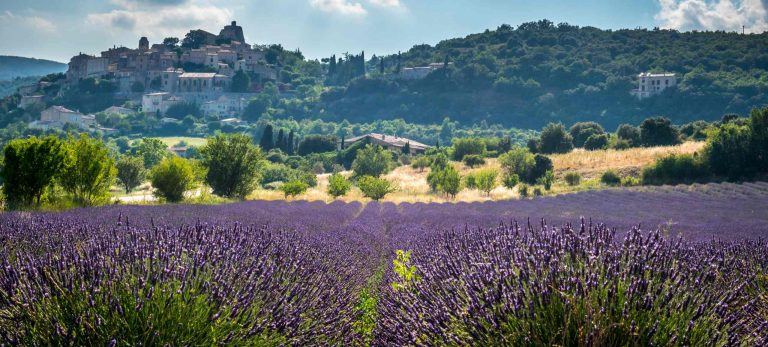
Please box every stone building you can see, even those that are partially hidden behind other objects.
[632,72,677,99]
[30,106,96,130]
[218,21,246,44]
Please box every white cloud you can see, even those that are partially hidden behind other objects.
[656,0,768,33]
[368,0,403,8]
[309,0,368,17]
[0,11,57,34]
[87,4,232,37]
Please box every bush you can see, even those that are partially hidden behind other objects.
[564,172,581,186]
[280,180,309,198]
[502,173,519,189]
[297,134,337,155]
[116,156,147,194]
[327,173,352,198]
[539,122,574,154]
[526,138,540,153]
[584,134,609,151]
[641,154,708,185]
[451,138,486,161]
[616,124,641,147]
[621,176,641,186]
[60,134,116,206]
[0,135,68,209]
[150,157,196,202]
[640,117,681,147]
[427,165,462,198]
[600,170,622,186]
[357,176,395,200]
[352,145,394,178]
[475,169,498,196]
[705,123,755,179]
[261,163,317,188]
[611,138,632,150]
[411,156,431,172]
[570,122,605,148]
[533,187,543,196]
[536,170,554,190]
[462,154,485,168]
[464,173,477,189]
[518,183,529,197]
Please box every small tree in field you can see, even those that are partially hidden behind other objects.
[358,176,395,201]
[440,166,461,199]
[564,172,581,186]
[462,154,485,168]
[60,134,117,206]
[475,169,498,196]
[352,144,394,178]
[280,180,309,198]
[1,136,68,209]
[116,156,147,194]
[201,134,264,199]
[327,173,352,198]
[150,157,196,202]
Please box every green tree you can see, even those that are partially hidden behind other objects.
[352,144,394,178]
[616,124,641,147]
[0,136,68,208]
[499,147,535,182]
[60,134,117,206]
[231,70,250,93]
[201,134,264,199]
[134,138,170,168]
[475,168,498,196]
[150,157,196,202]
[539,122,574,154]
[462,154,485,168]
[536,170,554,190]
[260,124,275,151]
[357,175,395,201]
[116,156,147,194]
[162,37,179,49]
[241,94,272,121]
[640,117,681,147]
[451,138,485,161]
[297,135,337,155]
[584,133,609,150]
[327,173,352,198]
[280,180,309,198]
[440,165,461,198]
[411,156,431,172]
[570,122,605,148]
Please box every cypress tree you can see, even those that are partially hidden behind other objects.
[276,129,285,152]
[287,130,295,155]
[260,124,274,150]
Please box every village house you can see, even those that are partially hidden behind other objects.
[29,106,97,131]
[632,72,677,99]
[201,95,248,118]
[141,92,183,115]
[341,133,431,154]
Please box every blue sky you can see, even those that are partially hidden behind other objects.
[1,0,766,62]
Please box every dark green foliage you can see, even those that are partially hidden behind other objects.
[201,134,264,199]
[297,134,337,156]
[133,138,170,168]
[641,154,708,185]
[276,129,286,152]
[640,117,681,147]
[116,156,147,194]
[679,120,710,141]
[616,124,642,147]
[261,163,317,188]
[260,124,274,151]
[352,144,394,178]
[584,133,609,150]
[337,140,368,169]
[569,122,605,148]
[600,170,621,186]
[287,130,296,155]
[401,142,411,154]
[150,157,196,202]
[241,94,272,121]
[564,172,581,186]
[451,138,485,160]
[165,102,201,119]
[502,173,519,189]
[357,176,395,200]
[0,136,68,208]
[498,147,551,184]
[530,154,554,183]
[537,170,554,190]
[231,70,250,93]
[280,180,309,198]
[539,123,573,154]
[462,154,485,168]
[526,138,540,153]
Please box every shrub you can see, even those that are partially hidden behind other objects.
[705,123,755,180]
[533,187,543,196]
[280,180,309,198]
[526,138,540,153]
[0,135,68,209]
[297,134,337,155]
[499,147,535,182]
[451,138,486,161]
[584,133,609,151]
[600,170,622,186]
[621,176,641,186]
[611,138,632,150]
[641,154,708,185]
[640,117,681,147]
[352,145,394,178]
[536,170,554,190]
[411,156,431,172]
[530,154,554,183]
[475,169,498,196]
[261,163,317,187]
[201,134,264,199]
[116,156,147,194]
[427,165,462,198]
[150,157,196,202]
[502,173,519,189]
[462,154,485,168]
[327,173,352,198]
[616,124,641,147]
[539,122,573,154]
[464,173,477,189]
[357,176,395,201]
[518,183,529,197]
[564,172,581,186]
[569,122,605,148]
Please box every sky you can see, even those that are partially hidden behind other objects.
[0,0,767,63]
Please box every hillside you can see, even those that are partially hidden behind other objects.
[320,20,768,129]
[0,56,67,80]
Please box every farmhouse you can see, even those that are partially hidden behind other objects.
[29,106,96,130]
[632,72,677,99]
[342,133,430,153]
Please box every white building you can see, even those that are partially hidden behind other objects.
[201,95,247,118]
[396,62,452,80]
[30,106,96,130]
[142,92,183,115]
[632,72,677,99]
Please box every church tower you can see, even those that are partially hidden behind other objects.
[139,37,149,51]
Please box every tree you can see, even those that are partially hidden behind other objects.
[163,37,179,49]
[0,136,68,208]
[462,154,485,168]
[150,157,196,202]
[569,122,605,148]
[327,173,352,198]
[640,117,681,147]
[201,134,264,199]
[539,122,573,154]
[241,94,272,121]
[536,170,554,190]
[439,165,462,198]
[584,133,609,150]
[280,180,309,198]
[475,169,498,196]
[616,124,641,147]
[231,70,250,93]
[411,156,431,172]
[276,129,286,152]
[402,142,411,155]
[260,124,275,151]
[357,176,395,201]
[134,138,170,168]
[286,130,296,155]
[451,138,485,160]
[499,147,535,181]
[182,30,209,49]
[116,156,147,194]
[60,134,117,206]
[297,135,337,155]
[352,144,394,178]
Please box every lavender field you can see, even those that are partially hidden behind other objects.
[2,182,768,345]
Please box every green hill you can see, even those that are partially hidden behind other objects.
[319,20,768,129]
[0,56,67,80]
